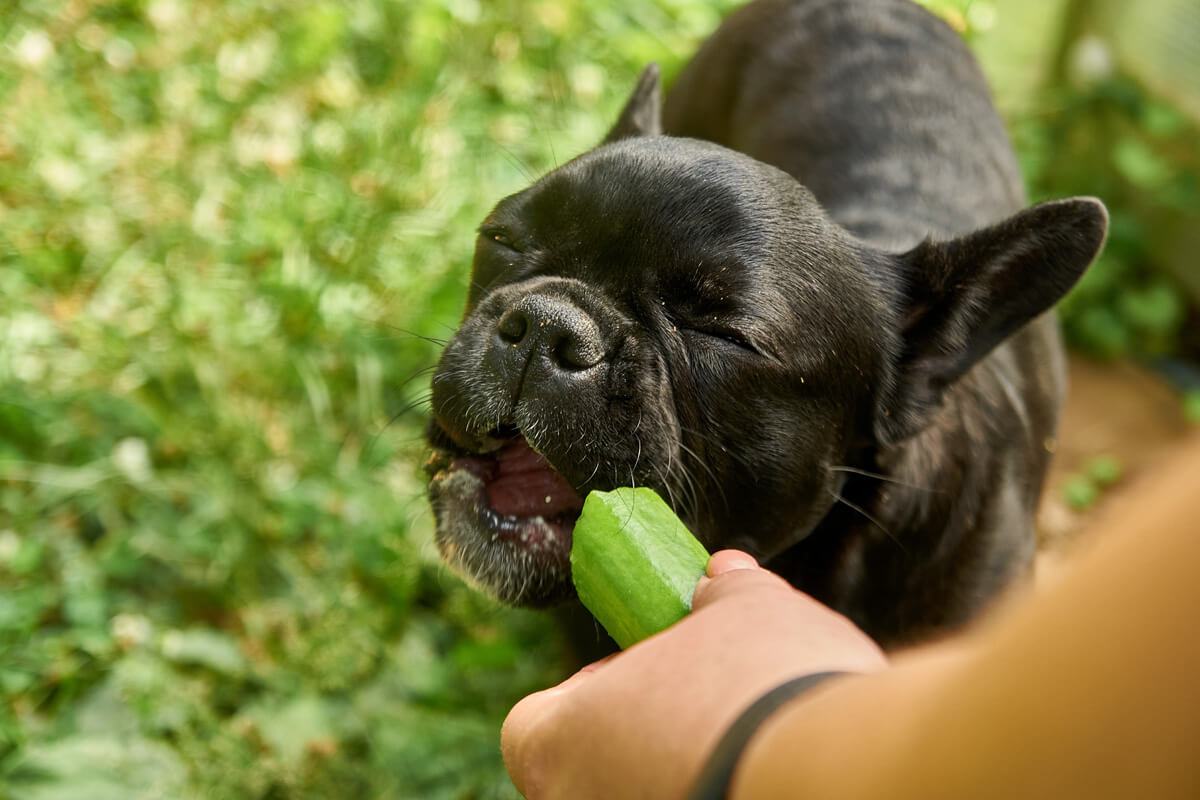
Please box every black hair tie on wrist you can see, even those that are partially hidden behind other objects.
[687,671,847,800]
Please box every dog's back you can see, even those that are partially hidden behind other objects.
[665,0,1068,642]
[664,0,1023,246]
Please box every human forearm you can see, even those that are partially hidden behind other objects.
[732,436,1200,799]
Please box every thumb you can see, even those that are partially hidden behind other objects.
[692,549,794,611]
[707,549,760,575]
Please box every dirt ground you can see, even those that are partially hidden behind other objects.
[1037,355,1194,576]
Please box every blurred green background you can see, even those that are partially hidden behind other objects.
[1,0,1197,797]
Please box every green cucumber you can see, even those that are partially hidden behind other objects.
[570,487,711,649]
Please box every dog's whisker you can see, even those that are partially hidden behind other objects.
[648,442,692,518]
[673,438,729,512]
[829,490,907,554]
[567,428,589,458]
[651,464,677,514]
[490,138,540,183]
[675,463,702,521]
[631,414,644,475]
[669,444,704,519]
[827,465,939,492]
[375,324,449,347]
[380,394,434,428]
[581,458,603,489]
[395,364,439,394]
[366,392,434,461]
[613,465,640,532]
[678,424,757,475]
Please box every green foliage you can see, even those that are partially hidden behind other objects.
[1019,73,1200,361]
[1,0,1195,797]
[1062,454,1125,510]
[1063,474,1101,511]
[1184,390,1200,424]
[2,0,725,794]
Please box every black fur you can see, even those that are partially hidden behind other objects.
[425,0,1107,648]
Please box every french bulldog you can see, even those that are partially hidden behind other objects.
[424,0,1108,648]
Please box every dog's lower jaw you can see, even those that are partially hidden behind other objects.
[426,436,582,608]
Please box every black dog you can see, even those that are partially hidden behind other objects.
[425,0,1107,648]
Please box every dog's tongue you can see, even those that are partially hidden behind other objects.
[486,438,582,518]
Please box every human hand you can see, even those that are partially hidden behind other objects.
[501,550,889,799]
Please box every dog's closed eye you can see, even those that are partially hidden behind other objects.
[657,297,762,356]
[687,326,761,355]
[479,226,521,251]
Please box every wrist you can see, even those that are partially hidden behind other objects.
[687,672,848,800]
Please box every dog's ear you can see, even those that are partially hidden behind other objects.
[876,197,1108,444]
[602,63,663,143]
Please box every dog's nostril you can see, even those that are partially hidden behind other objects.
[497,308,529,345]
[551,332,600,370]
[495,296,605,371]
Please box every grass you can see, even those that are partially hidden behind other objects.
[0,0,1194,797]
[0,1,744,796]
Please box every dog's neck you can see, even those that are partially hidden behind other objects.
[664,0,1026,245]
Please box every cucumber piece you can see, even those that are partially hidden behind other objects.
[570,487,711,649]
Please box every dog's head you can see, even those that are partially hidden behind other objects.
[424,66,1107,607]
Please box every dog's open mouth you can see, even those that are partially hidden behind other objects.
[424,424,584,606]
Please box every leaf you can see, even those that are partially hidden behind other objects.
[1118,283,1185,336]
[5,734,193,800]
[368,706,518,800]
[1100,0,1200,124]
[1085,455,1123,487]
[1111,138,1172,188]
[1184,390,1200,424]
[287,4,349,70]
[1069,306,1132,360]
[159,628,246,678]
[1063,475,1100,511]
[240,694,339,767]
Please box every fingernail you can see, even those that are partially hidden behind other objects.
[706,549,759,576]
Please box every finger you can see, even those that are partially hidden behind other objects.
[692,558,793,611]
[505,655,609,733]
[500,654,615,793]
[707,549,759,576]
[501,684,571,798]
[578,652,618,674]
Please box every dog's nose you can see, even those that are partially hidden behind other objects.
[496,295,605,371]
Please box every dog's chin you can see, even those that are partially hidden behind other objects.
[425,429,584,608]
